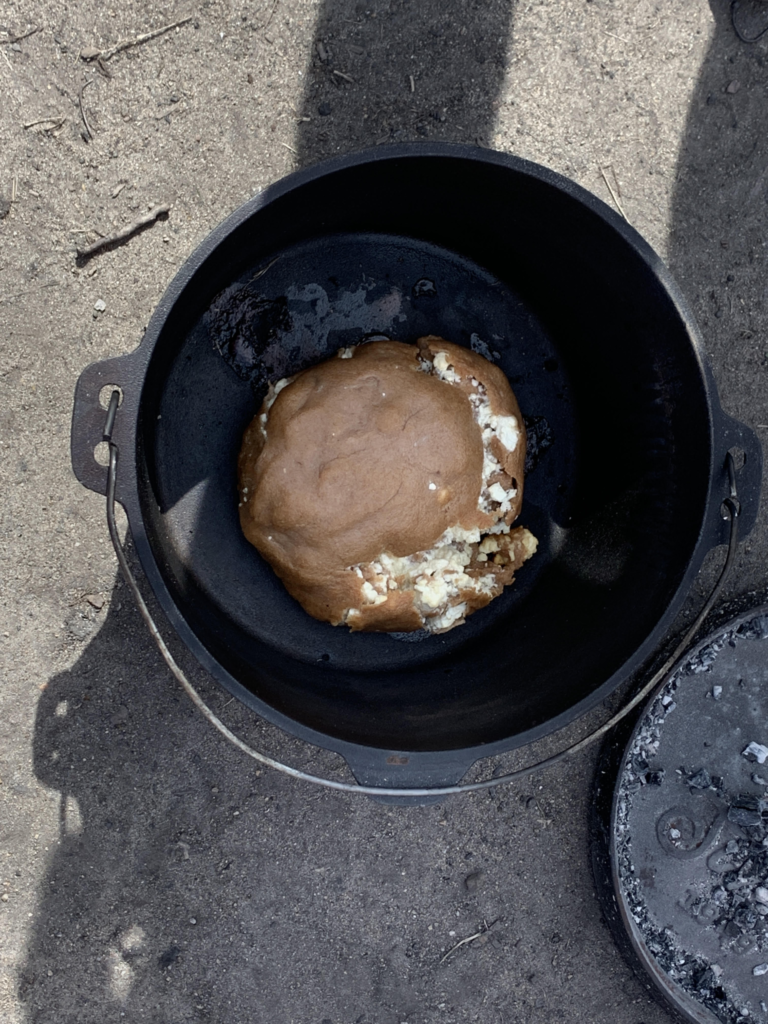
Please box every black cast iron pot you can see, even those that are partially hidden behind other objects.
[70,144,762,791]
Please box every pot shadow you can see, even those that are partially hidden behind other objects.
[294,0,515,166]
[666,0,768,602]
[18,556,366,1022]
[18,552,645,1024]
[667,1,768,422]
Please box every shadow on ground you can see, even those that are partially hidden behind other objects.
[295,0,514,165]
[19,558,634,1024]
[667,0,768,447]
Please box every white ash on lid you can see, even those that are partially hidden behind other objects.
[744,743,768,765]
[613,607,768,1024]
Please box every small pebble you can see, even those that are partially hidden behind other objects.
[755,963,768,977]
[726,80,741,94]
[189,918,197,925]
[110,705,129,727]
[93,299,106,313]
[318,101,332,116]
[464,870,484,893]
[1,893,8,902]
[712,685,723,700]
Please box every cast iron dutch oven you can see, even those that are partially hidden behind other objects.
[70,144,762,791]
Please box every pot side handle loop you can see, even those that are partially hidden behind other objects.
[70,352,141,499]
[708,410,763,549]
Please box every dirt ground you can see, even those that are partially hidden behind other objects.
[1,1,767,1022]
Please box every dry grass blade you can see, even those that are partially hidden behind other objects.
[599,164,629,222]
[439,919,498,964]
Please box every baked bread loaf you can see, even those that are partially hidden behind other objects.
[238,337,537,632]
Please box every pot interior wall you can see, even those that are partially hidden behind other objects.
[138,154,712,752]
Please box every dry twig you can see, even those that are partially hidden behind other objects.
[76,204,170,262]
[78,79,94,139]
[332,69,354,83]
[260,0,280,32]
[24,115,66,131]
[80,16,193,63]
[0,26,41,45]
[250,256,281,282]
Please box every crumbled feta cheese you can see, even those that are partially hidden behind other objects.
[495,415,520,453]
[432,351,461,383]
[338,342,535,633]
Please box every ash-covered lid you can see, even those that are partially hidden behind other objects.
[614,606,768,1024]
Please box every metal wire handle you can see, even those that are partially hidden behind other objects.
[102,390,741,797]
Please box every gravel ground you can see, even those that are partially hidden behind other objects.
[1,1,767,1022]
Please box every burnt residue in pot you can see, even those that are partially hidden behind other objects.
[208,288,292,392]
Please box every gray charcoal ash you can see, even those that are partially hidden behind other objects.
[753,774,768,787]
[755,889,768,906]
[713,685,723,700]
[685,638,727,673]
[729,796,763,828]
[643,770,665,786]
[733,905,759,931]
[738,614,768,641]
[754,963,768,976]
[688,768,713,790]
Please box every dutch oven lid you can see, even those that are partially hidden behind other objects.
[609,603,768,1024]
